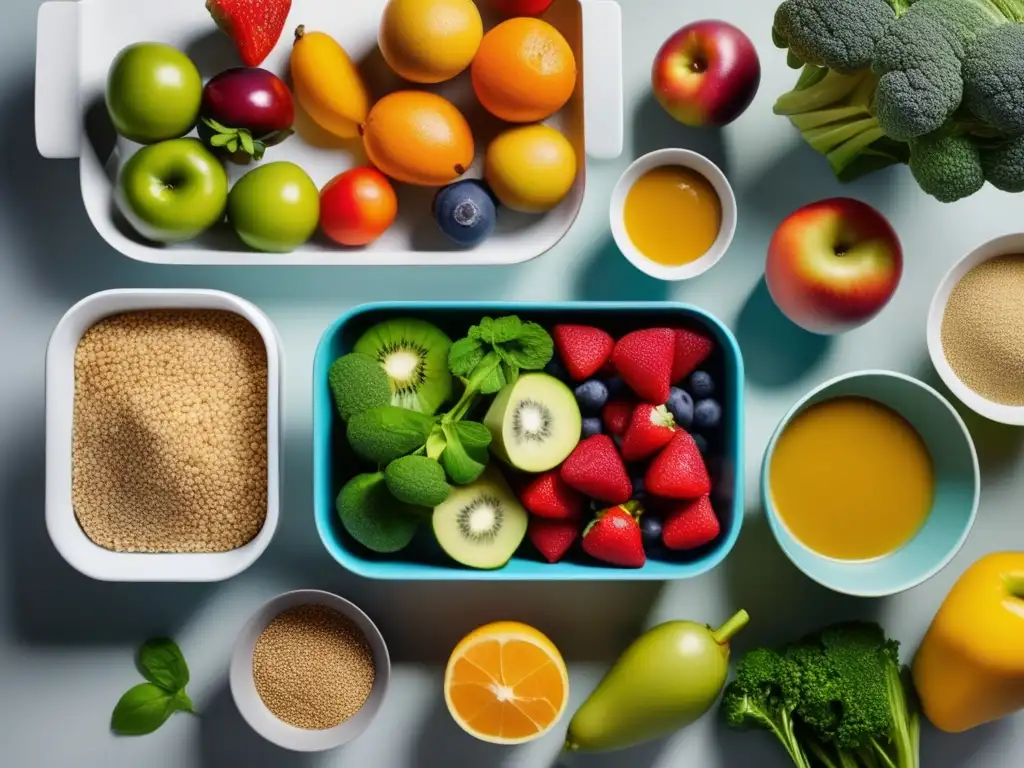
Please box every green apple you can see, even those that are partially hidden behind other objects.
[106,43,202,144]
[115,139,229,244]
[228,162,320,253]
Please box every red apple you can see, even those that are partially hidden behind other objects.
[652,20,760,127]
[766,198,902,335]
[491,0,554,17]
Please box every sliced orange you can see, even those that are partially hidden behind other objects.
[444,621,569,744]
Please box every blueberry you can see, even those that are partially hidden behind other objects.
[640,514,663,548]
[605,376,627,398]
[574,379,609,414]
[581,417,603,438]
[545,356,569,381]
[631,475,646,499]
[694,399,722,430]
[692,433,709,455]
[665,387,694,428]
[690,370,715,398]
[433,180,497,247]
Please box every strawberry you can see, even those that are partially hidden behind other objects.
[560,435,632,504]
[553,325,614,381]
[645,430,711,499]
[528,517,580,563]
[582,503,645,568]
[602,399,636,438]
[520,470,584,521]
[207,0,292,67]
[671,328,714,383]
[662,495,721,550]
[611,328,675,404]
[621,404,677,462]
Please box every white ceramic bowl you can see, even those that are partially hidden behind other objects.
[230,590,391,752]
[45,289,282,581]
[927,233,1024,426]
[610,148,737,281]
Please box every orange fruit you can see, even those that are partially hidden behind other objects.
[444,621,569,744]
[471,18,577,123]
[361,91,475,187]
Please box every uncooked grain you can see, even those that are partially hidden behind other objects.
[72,309,268,553]
[252,604,376,730]
[942,254,1024,406]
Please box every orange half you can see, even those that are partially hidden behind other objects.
[444,621,569,744]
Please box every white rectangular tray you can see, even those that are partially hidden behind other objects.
[35,0,623,266]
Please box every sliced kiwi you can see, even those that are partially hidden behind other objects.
[432,466,528,569]
[354,318,453,415]
[337,472,421,554]
[484,372,582,473]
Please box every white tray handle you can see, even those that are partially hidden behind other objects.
[581,0,623,160]
[36,1,81,159]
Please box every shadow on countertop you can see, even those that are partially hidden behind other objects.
[632,91,729,178]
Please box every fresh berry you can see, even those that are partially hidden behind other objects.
[621,404,677,462]
[574,379,609,413]
[640,513,663,548]
[662,495,721,550]
[560,435,632,504]
[665,387,694,429]
[671,329,714,383]
[581,417,603,438]
[605,376,627,398]
[544,355,570,381]
[694,399,723,430]
[612,328,675,404]
[646,430,711,499]
[520,470,584,521]
[207,0,292,68]
[529,517,580,563]
[692,433,709,456]
[602,399,636,438]
[582,504,645,568]
[689,370,715,398]
[553,325,614,381]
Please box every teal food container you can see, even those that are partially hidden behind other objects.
[313,302,745,580]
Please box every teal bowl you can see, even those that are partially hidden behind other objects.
[761,370,980,597]
[313,302,745,580]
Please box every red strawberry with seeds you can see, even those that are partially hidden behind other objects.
[671,328,714,383]
[621,404,677,462]
[207,0,292,67]
[612,328,675,404]
[560,435,632,504]
[602,399,636,438]
[529,517,581,563]
[553,325,614,381]
[582,503,645,568]
[646,430,711,499]
[521,470,584,521]
[663,495,721,550]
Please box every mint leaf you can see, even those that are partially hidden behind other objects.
[486,316,523,343]
[441,424,488,485]
[456,421,492,452]
[138,638,189,692]
[506,321,554,370]
[449,336,485,378]
[477,362,508,396]
[111,684,175,736]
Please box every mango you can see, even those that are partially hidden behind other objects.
[362,91,474,187]
[290,26,370,140]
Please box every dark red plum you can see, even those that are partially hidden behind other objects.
[199,67,295,162]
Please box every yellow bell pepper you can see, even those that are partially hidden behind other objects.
[912,552,1024,733]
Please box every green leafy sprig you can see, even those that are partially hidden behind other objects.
[200,117,294,163]
[111,639,195,736]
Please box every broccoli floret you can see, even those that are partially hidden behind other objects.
[873,0,1007,141]
[773,0,900,73]
[963,23,1024,133]
[328,352,392,421]
[384,454,450,507]
[981,134,1024,190]
[909,131,986,201]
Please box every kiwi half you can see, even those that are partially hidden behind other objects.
[354,318,453,415]
[484,373,582,472]
[432,466,528,569]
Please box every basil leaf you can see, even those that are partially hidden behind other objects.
[111,684,175,736]
[449,336,485,378]
[501,321,554,370]
[455,421,492,452]
[139,638,189,692]
[172,689,195,714]
[441,424,487,485]
[426,425,448,461]
[347,407,435,464]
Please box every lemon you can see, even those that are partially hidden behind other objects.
[379,0,483,85]
[485,125,579,214]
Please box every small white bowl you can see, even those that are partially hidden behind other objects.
[44,288,282,581]
[610,148,737,281]
[927,233,1024,426]
[230,590,392,752]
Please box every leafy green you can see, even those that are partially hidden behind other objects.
[439,422,488,485]
[337,472,422,552]
[112,639,194,736]
[346,406,436,465]
[138,638,189,692]
[455,421,492,452]
[384,455,451,507]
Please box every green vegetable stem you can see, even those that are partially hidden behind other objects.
[111,638,195,736]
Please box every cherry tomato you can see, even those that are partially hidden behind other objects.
[320,167,398,247]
